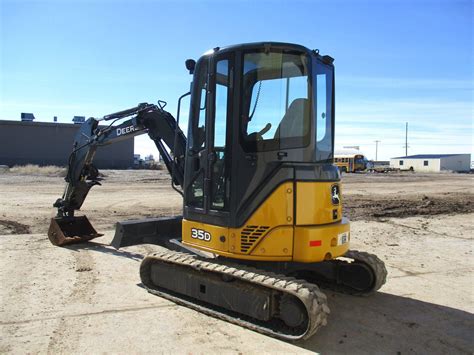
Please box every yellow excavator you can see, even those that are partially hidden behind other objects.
[48,42,387,340]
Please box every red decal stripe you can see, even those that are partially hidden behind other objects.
[309,240,322,247]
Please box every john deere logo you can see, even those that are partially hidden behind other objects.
[331,184,340,205]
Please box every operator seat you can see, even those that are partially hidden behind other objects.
[274,98,309,139]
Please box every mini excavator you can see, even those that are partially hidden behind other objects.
[48,42,387,340]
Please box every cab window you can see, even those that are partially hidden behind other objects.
[241,51,311,151]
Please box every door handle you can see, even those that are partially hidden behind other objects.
[245,154,257,161]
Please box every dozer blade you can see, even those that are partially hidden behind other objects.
[48,216,103,246]
[111,216,182,249]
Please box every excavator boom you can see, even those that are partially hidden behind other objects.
[48,102,186,246]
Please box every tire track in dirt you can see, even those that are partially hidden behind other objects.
[47,249,97,353]
[70,250,98,302]
[45,243,163,352]
[45,243,160,353]
[382,220,472,240]
[1,303,176,326]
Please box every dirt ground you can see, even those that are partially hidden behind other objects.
[0,170,473,354]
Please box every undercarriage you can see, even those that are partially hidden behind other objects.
[139,246,386,340]
[112,217,387,340]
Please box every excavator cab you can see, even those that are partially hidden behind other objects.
[181,42,348,263]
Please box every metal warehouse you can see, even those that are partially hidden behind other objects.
[0,120,134,169]
[390,154,471,172]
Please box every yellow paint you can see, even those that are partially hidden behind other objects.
[249,226,293,257]
[229,182,293,256]
[182,219,229,253]
[183,183,294,261]
[334,160,365,173]
[334,160,350,172]
[296,182,342,225]
[293,217,350,262]
[182,221,292,261]
[182,181,351,263]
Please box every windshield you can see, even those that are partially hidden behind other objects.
[240,50,311,151]
[240,51,334,162]
[313,59,334,161]
[355,155,367,164]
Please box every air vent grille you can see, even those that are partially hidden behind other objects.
[240,225,270,253]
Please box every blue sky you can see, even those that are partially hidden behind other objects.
[1,0,472,160]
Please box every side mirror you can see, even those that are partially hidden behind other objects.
[185,59,196,74]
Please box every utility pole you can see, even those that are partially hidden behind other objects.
[374,140,380,161]
[404,122,408,157]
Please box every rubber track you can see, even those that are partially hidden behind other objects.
[140,250,330,341]
[335,249,388,296]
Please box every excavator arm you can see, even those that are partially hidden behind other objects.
[48,102,187,245]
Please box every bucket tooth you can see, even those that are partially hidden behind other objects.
[48,216,103,246]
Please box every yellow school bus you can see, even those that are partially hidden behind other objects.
[334,152,368,173]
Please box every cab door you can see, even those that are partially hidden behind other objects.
[208,56,232,215]
[184,57,209,215]
[184,53,233,227]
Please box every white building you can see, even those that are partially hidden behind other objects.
[390,154,471,172]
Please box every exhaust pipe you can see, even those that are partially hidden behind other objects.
[48,216,103,246]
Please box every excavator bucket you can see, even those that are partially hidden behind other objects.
[48,216,103,246]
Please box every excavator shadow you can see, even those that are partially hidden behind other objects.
[63,241,146,262]
[296,291,473,354]
[58,240,473,352]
